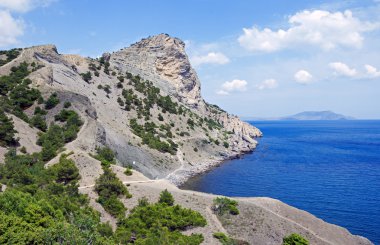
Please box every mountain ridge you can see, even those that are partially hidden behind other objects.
[244,110,355,121]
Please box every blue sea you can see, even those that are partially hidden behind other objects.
[182,120,380,244]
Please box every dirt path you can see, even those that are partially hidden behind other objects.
[241,198,335,245]
[165,134,205,179]
[78,179,157,190]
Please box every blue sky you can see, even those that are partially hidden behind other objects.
[1,0,380,119]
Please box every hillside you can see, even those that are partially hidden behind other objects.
[0,34,372,244]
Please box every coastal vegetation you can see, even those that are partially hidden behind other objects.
[92,146,116,167]
[0,48,22,66]
[129,118,177,154]
[95,168,131,217]
[0,153,110,244]
[115,191,207,244]
[282,233,309,245]
[0,110,18,146]
[213,232,248,245]
[212,197,239,216]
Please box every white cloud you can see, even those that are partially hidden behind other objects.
[217,79,247,95]
[256,79,278,90]
[364,64,380,77]
[294,70,313,84]
[0,0,55,47]
[191,52,230,66]
[0,10,24,46]
[216,90,229,95]
[238,10,379,52]
[0,0,55,13]
[329,62,357,77]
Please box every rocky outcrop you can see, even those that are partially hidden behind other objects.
[110,34,205,111]
[110,34,262,146]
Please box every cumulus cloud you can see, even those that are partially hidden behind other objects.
[0,0,55,47]
[329,62,357,77]
[0,10,24,46]
[238,10,379,52]
[256,79,278,90]
[364,64,380,77]
[0,0,55,13]
[294,70,313,84]
[217,79,247,95]
[191,52,230,67]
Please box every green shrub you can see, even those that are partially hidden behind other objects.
[9,79,41,109]
[34,106,47,115]
[0,48,21,66]
[212,197,239,216]
[37,110,82,161]
[95,168,131,217]
[0,110,18,146]
[48,155,80,185]
[115,196,206,244]
[45,93,59,110]
[187,118,195,128]
[117,97,124,106]
[124,166,132,176]
[283,233,309,245]
[103,85,111,94]
[158,189,174,206]
[129,119,177,154]
[63,101,71,108]
[98,195,126,217]
[223,141,229,148]
[80,71,92,83]
[97,222,113,238]
[93,146,116,167]
[213,232,234,245]
[54,109,78,122]
[31,114,47,131]
[20,146,27,154]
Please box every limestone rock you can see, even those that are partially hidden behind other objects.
[110,34,205,111]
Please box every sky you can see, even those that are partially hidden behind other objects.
[1,0,380,119]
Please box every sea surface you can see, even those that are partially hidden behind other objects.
[182,120,380,244]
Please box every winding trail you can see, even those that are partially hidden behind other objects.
[165,134,206,180]
[78,179,157,190]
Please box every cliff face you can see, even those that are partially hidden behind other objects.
[110,34,262,153]
[111,34,204,111]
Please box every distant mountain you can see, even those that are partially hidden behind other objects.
[282,111,355,120]
[243,111,355,121]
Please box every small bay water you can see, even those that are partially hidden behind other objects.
[182,120,380,244]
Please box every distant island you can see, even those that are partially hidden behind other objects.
[282,111,355,120]
[245,111,355,121]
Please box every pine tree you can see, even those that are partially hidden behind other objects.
[0,110,17,146]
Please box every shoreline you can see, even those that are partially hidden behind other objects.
[166,146,256,187]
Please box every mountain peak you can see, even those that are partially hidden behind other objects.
[111,34,204,110]
[131,33,185,50]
